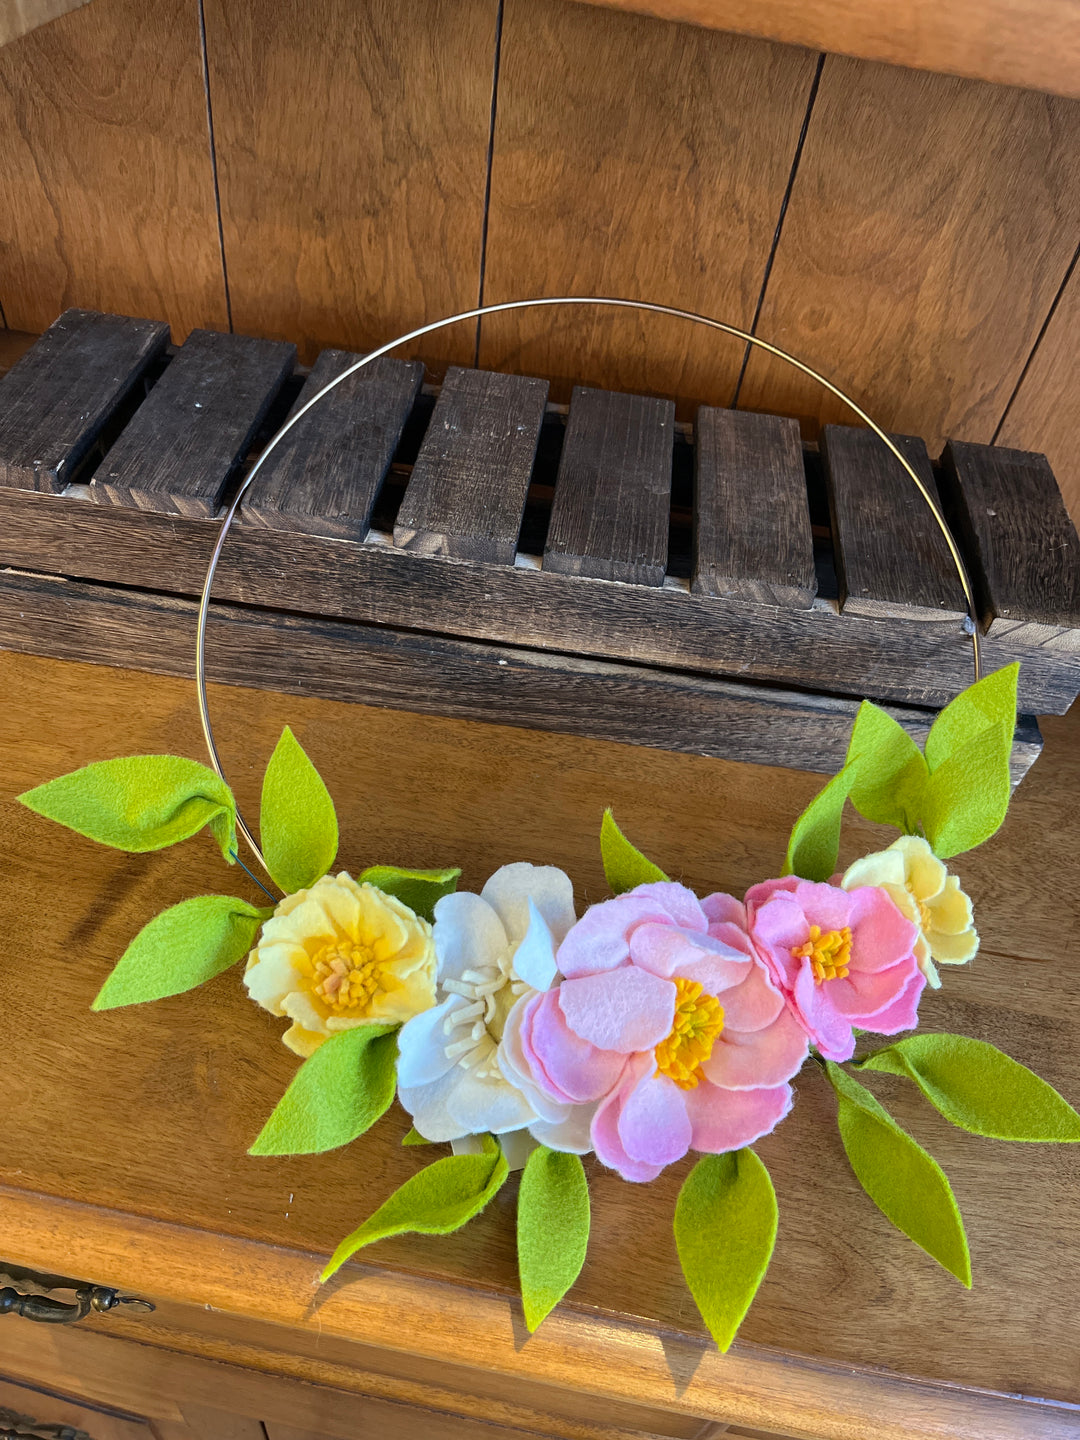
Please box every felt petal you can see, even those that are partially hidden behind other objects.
[557,894,674,977]
[529,1101,597,1155]
[701,892,747,931]
[432,891,508,982]
[925,876,975,935]
[891,835,947,901]
[627,881,708,932]
[617,1070,693,1167]
[282,1022,324,1058]
[481,862,577,947]
[400,1067,468,1142]
[841,849,907,891]
[827,960,919,1020]
[498,995,569,1123]
[523,990,627,1103]
[591,1072,666,1182]
[447,1068,538,1135]
[746,894,808,990]
[792,960,855,1061]
[685,1080,794,1154]
[558,968,676,1054]
[711,962,784,1032]
[931,927,980,964]
[395,995,465,1088]
[702,1006,809,1089]
[495,1127,539,1171]
[510,899,559,991]
[791,881,853,933]
[846,886,919,973]
[744,875,799,919]
[282,987,330,1031]
[676,951,754,999]
[860,970,926,1037]
[244,943,305,1013]
[630,923,749,987]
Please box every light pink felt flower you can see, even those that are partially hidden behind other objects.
[516,882,808,1182]
[744,877,924,1063]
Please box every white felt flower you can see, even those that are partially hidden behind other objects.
[396,863,591,1153]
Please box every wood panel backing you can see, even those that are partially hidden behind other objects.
[737,57,1080,452]
[202,0,497,370]
[479,0,819,408]
[0,0,227,337]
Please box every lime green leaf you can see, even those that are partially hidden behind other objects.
[843,701,928,833]
[784,762,857,882]
[320,1134,509,1281]
[518,1147,590,1332]
[600,809,668,894]
[826,1062,971,1286]
[359,865,461,923]
[18,755,237,862]
[250,1024,399,1156]
[402,1126,438,1146]
[925,664,1019,772]
[92,895,268,1010]
[856,1033,1080,1142]
[260,726,338,893]
[674,1149,778,1352]
[921,720,1011,859]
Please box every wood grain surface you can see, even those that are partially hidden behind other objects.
[737,57,1080,452]
[202,0,497,370]
[0,0,227,337]
[478,0,819,407]
[0,652,1079,1434]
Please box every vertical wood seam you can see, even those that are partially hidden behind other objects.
[196,0,233,333]
[730,51,826,409]
[473,0,505,368]
[991,234,1080,445]
[0,297,8,329]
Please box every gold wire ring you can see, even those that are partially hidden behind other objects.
[195,296,982,879]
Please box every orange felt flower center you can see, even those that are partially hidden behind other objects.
[792,925,852,984]
[302,940,383,1015]
[655,976,725,1090]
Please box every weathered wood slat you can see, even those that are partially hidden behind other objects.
[0,485,1075,713]
[393,366,548,562]
[822,426,967,623]
[0,568,1042,784]
[0,309,169,494]
[241,350,423,539]
[544,386,675,585]
[90,329,296,518]
[693,407,815,607]
[941,440,1080,649]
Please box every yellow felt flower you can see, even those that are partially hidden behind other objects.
[244,871,436,1056]
[840,835,978,989]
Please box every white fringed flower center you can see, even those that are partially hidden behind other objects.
[441,949,530,1079]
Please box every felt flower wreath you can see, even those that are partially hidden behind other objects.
[17,662,1080,1352]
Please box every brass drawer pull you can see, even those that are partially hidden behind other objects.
[0,1282,153,1325]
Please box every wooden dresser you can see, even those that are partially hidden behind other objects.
[1,650,1078,1439]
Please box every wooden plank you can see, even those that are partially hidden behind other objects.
[479,0,818,407]
[202,0,495,370]
[821,425,966,623]
[91,330,296,518]
[0,568,1042,783]
[576,0,1080,100]
[242,350,423,540]
[737,58,1080,453]
[0,309,170,493]
[940,440,1080,648]
[545,386,675,585]
[0,0,228,337]
[0,485,1076,712]
[392,367,548,562]
[0,1,94,48]
[0,1377,152,1440]
[693,407,815,607]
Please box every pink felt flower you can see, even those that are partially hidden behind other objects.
[515,882,808,1182]
[744,877,924,1063]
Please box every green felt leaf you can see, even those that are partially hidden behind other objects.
[359,865,461,923]
[18,754,237,862]
[250,1024,399,1156]
[826,1063,971,1287]
[784,762,857,882]
[921,720,1011,859]
[674,1149,778,1353]
[856,1033,1080,1142]
[843,701,928,833]
[925,664,1019,773]
[517,1147,590,1332]
[320,1134,509,1281]
[260,726,338,893]
[402,1126,438,1146]
[92,895,269,1010]
[600,809,668,894]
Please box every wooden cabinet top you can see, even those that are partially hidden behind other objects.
[3,649,1080,1438]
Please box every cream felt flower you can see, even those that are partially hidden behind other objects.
[244,871,435,1056]
[840,836,978,989]
[396,863,590,1150]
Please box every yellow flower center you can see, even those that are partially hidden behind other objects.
[792,925,852,983]
[306,940,383,1015]
[654,976,725,1091]
[917,897,934,932]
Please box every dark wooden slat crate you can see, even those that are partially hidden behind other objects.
[2,308,1079,783]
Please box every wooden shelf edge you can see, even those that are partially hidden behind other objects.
[0,1183,1076,1440]
[577,0,1080,99]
